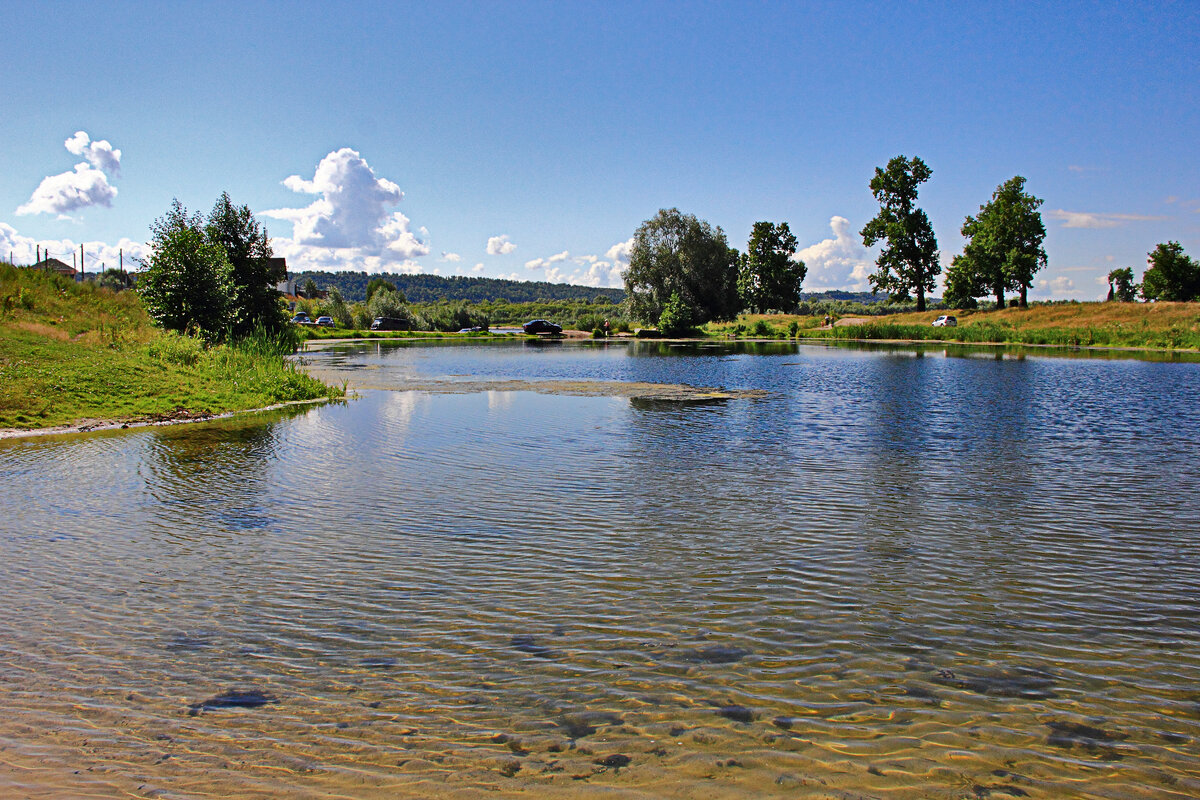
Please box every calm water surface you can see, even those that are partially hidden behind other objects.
[2,340,1199,799]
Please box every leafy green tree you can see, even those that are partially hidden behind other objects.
[624,208,741,327]
[941,254,985,309]
[1141,241,1200,301]
[860,156,940,311]
[366,277,400,303]
[325,288,353,327]
[738,221,804,312]
[138,200,233,342]
[657,291,696,335]
[1106,267,1139,302]
[206,193,288,336]
[96,267,132,292]
[958,176,1047,309]
[366,287,420,328]
[303,278,319,298]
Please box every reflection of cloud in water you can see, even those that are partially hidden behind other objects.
[381,391,428,433]
[486,390,515,412]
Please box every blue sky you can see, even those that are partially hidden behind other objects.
[2,1,1197,299]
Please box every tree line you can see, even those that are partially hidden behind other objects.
[623,155,1198,331]
[292,271,626,304]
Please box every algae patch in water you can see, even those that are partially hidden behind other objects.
[304,373,768,401]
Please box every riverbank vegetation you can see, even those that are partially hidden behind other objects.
[0,262,339,431]
[707,301,1200,351]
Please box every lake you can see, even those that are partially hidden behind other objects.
[2,339,1199,799]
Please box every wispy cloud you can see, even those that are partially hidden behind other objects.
[17,131,122,217]
[486,234,517,255]
[440,251,461,262]
[1046,209,1167,228]
[262,147,429,274]
[1067,164,1106,174]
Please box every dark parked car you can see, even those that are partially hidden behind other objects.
[370,316,409,331]
[523,319,562,335]
[315,316,335,327]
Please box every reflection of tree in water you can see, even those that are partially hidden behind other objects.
[855,352,1037,656]
[628,341,799,359]
[141,409,302,535]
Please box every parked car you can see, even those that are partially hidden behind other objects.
[370,316,409,331]
[316,316,335,327]
[523,319,562,334]
[458,326,484,333]
[291,312,312,324]
[932,315,958,327]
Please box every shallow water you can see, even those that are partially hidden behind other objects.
[2,340,1199,798]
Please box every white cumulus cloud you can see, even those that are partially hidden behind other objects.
[486,234,517,255]
[17,164,117,217]
[17,130,124,218]
[440,251,461,262]
[0,221,146,269]
[520,238,633,288]
[1035,276,1076,296]
[472,262,485,272]
[794,216,873,291]
[262,148,429,274]
[525,250,569,270]
[64,131,121,175]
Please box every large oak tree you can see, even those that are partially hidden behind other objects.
[860,155,940,311]
[958,176,1047,308]
[738,221,805,313]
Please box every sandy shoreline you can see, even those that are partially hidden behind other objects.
[0,398,332,441]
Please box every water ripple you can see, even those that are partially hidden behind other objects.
[1,341,1198,798]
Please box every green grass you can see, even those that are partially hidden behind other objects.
[0,263,342,431]
[705,303,1200,351]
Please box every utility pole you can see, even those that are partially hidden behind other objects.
[80,244,85,281]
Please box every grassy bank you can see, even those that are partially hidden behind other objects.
[706,302,1200,351]
[0,264,341,431]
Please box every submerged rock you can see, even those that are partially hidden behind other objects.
[676,646,751,664]
[164,632,215,652]
[559,711,622,739]
[510,634,558,659]
[188,688,277,714]
[1046,720,1128,759]
[595,753,631,770]
[358,656,399,668]
[716,705,756,723]
[932,666,1057,699]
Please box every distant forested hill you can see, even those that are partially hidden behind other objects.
[800,290,890,304]
[293,271,626,304]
